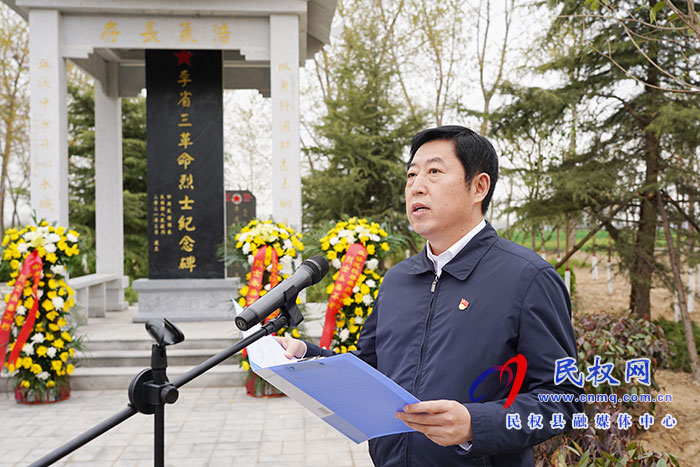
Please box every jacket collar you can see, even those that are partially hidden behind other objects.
[409,221,498,281]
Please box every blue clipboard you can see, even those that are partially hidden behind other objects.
[253,353,420,443]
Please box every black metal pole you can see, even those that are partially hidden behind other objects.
[154,404,165,467]
[30,314,288,466]
[172,316,285,388]
[29,405,138,467]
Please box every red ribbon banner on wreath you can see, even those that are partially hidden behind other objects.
[320,243,368,350]
[0,250,43,378]
[242,246,280,359]
[245,246,280,308]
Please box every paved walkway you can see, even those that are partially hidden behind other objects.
[0,308,374,467]
[0,386,373,466]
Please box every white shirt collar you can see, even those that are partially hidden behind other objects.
[426,219,486,277]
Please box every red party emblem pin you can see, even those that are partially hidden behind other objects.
[458,298,469,310]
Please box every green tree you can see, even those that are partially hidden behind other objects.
[0,5,29,234]
[121,97,148,278]
[303,0,425,232]
[67,76,148,278]
[492,0,700,320]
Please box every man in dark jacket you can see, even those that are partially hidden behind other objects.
[280,126,583,466]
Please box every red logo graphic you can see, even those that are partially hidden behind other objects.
[458,298,469,310]
[469,354,527,409]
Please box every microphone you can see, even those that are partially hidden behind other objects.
[235,255,329,331]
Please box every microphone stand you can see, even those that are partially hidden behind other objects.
[30,297,304,467]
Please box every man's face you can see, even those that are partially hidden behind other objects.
[405,139,482,254]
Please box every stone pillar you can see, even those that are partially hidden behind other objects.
[95,61,128,311]
[270,14,301,230]
[29,9,68,226]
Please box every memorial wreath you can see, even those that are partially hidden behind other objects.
[319,217,393,353]
[0,221,82,403]
[227,219,304,396]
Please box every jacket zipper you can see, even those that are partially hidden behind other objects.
[407,273,440,466]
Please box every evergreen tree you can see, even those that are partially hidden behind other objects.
[303,1,425,232]
[67,80,148,278]
[121,97,148,278]
[492,0,700,318]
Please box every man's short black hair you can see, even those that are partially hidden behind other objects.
[408,125,498,215]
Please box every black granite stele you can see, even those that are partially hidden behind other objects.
[146,49,224,279]
[225,190,256,279]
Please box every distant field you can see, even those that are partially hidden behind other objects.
[506,229,677,253]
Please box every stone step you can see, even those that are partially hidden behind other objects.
[0,363,247,393]
[70,364,247,391]
[76,348,240,368]
[83,337,239,351]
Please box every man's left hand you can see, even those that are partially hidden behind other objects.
[395,400,472,447]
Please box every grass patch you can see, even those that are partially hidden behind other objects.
[655,317,700,372]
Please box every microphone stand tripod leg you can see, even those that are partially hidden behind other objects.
[155,404,165,467]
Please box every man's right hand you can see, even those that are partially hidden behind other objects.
[274,336,307,359]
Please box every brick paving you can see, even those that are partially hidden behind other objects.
[0,386,374,466]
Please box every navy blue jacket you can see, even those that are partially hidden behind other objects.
[306,223,584,466]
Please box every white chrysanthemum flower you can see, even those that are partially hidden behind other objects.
[366,259,379,270]
[242,242,251,254]
[31,333,45,343]
[44,243,57,253]
[354,316,363,325]
[46,347,57,358]
[37,371,50,380]
[16,305,26,316]
[248,255,254,264]
[17,242,28,253]
[52,296,65,310]
[66,233,78,243]
[339,329,350,341]
[283,239,293,250]
[366,279,376,288]
[330,236,339,246]
[37,289,44,298]
[353,286,360,293]
[338,229,349,237]
[347,235,356,244]
[279,256,293,275]
[363,294,373,306]
[22,343,34,355]
[50,264,67,277]
[331,258,342,269]
[264,283,271,291]
[48,233,61,243]
[370,234,380,242]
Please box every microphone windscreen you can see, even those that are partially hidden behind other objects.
[303,256,329,284]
